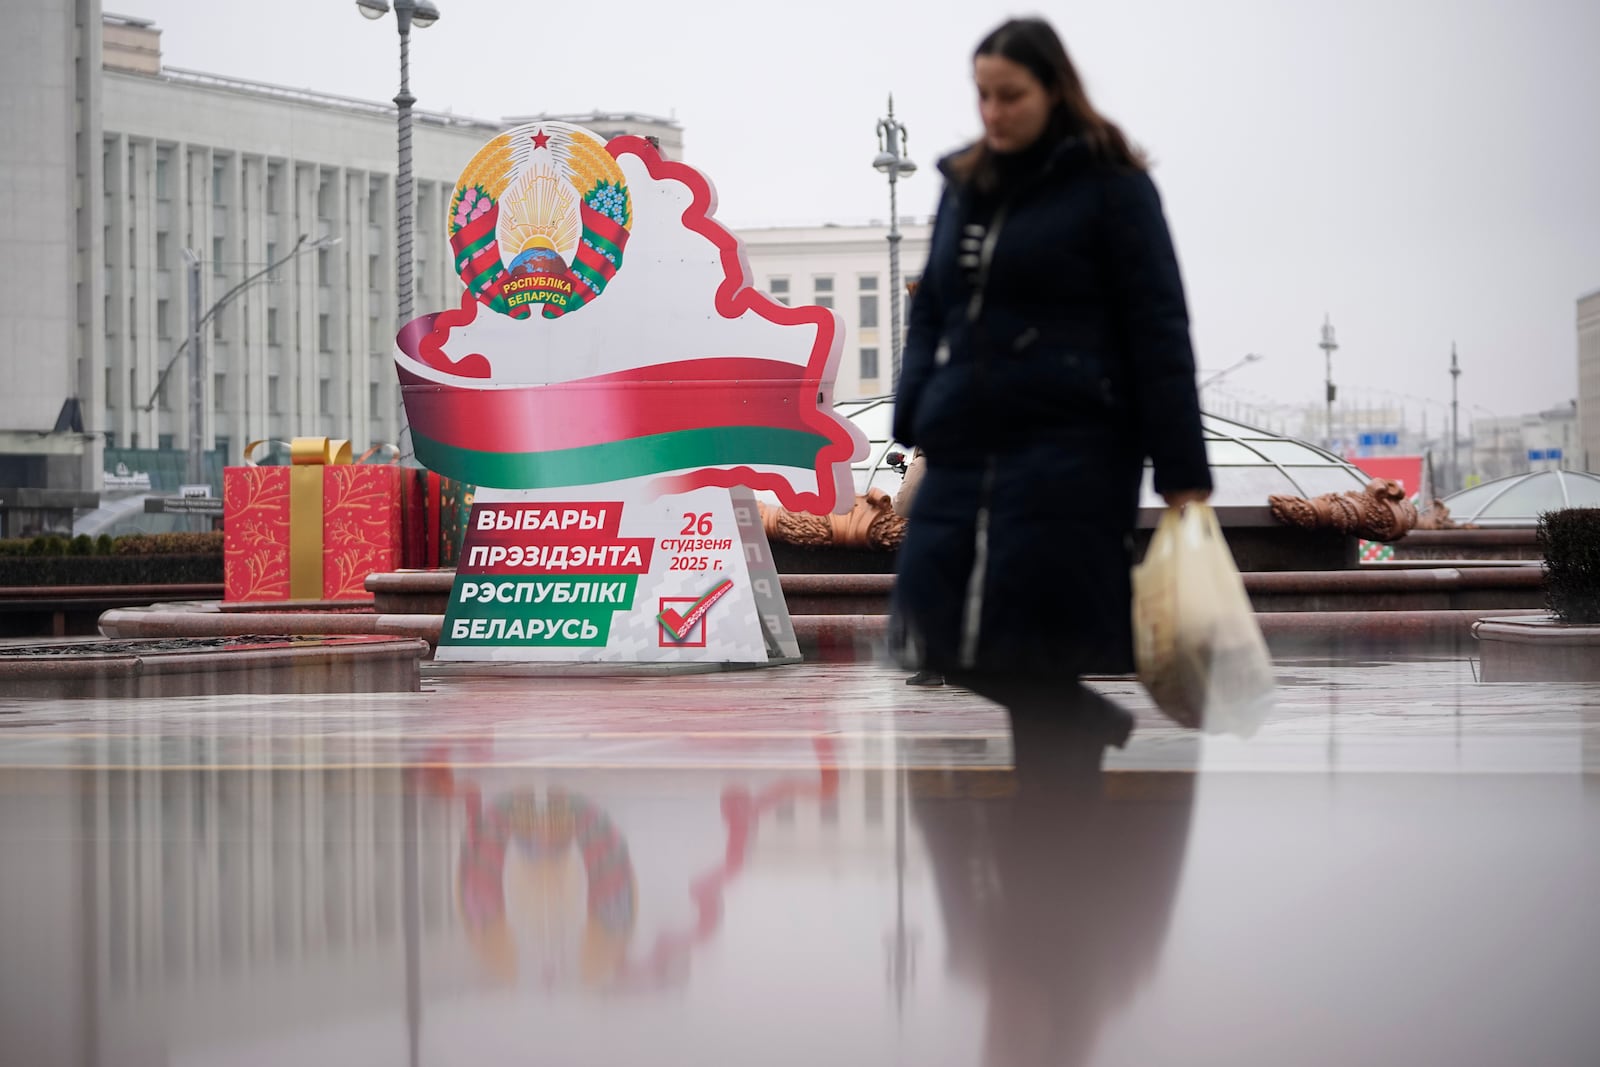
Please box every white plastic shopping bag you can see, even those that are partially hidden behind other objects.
[1131,503,1274,735]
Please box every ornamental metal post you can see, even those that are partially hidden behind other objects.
[1319,315,1339,450]
[1450,342,1461,492]
[874,96,916,389]
[358,0,440,464]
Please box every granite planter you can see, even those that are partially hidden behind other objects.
[1471,615,1600,683]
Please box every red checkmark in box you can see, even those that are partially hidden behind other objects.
[657,597,707,647]
[659,579,732,646]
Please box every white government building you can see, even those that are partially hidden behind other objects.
[2,3,928,534]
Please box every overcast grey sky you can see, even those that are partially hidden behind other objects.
[128,0,1599,426]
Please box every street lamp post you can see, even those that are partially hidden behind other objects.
[1449,342,1461,492]
[873,96,916,389]
[1319,315,1339,450]
[147,234,340,484]
[358,0,440,462]
[185,249,204,486]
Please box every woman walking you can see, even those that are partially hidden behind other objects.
[891,17,1212,743]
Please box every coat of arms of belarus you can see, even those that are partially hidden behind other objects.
[395,121,867,516]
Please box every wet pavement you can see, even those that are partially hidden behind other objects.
[1,659,1597,1066]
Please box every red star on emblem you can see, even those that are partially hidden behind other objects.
[531,128,551,150]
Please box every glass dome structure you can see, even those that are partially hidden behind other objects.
[832,398,1370,508]
[1439,469,1600,527]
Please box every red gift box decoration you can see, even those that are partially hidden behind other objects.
[224,437,402,602]
[401,468,474,569]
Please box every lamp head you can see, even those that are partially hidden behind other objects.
[410,0,441,27]
[356,0,389,19]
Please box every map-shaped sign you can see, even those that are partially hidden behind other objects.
[396,121,867,516]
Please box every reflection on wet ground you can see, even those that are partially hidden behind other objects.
[1,659,1597,1065]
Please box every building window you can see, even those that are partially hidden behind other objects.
[319,378,332,416]
[859,294,879,329]
[214,373,226,408]
[213,310,223,341]
[156,299,170,339]
[769,277,790,306]
[158,433,174,450]
[368,252,381,284]
[129,369,137,407]
[266,241,278,273]
[318,313,331,353]
[317,248,330,287]
[860,347,880,381]
[268,375,280,413]
[266,168,281,214]
[370,314,383,353]
[155,156,170,200]
[104,368,113,405]
[369,382,380,414]
[212,236,224,274]
[814,276,834,309]
[267,308,280,346]
[859,274,879,291]
[156,232,170,269]
[212,164,225,205]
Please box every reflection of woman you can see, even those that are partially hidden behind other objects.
[891,18,1212,738]
[912,684,1196,1066]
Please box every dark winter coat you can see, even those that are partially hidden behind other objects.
[890,137,1212,678]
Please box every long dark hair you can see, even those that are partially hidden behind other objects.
[950,17,1145,187]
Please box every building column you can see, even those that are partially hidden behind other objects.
[291,163,321,437]
[242,153,269,451]
[103,132,129,447]
[345,169,371,449]
[129,136,157,449]
[324,165,347,442]
[187,146,223,455]
[75,0,106,490]
[371,173,394,447]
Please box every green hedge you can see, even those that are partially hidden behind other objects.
[0,555,222,587]
[1539,508,1600,624]
[0,533,223,586]
[110,532,224,557]
[0,531,223,559]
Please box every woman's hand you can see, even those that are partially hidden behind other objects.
[1161,489,1211,510]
